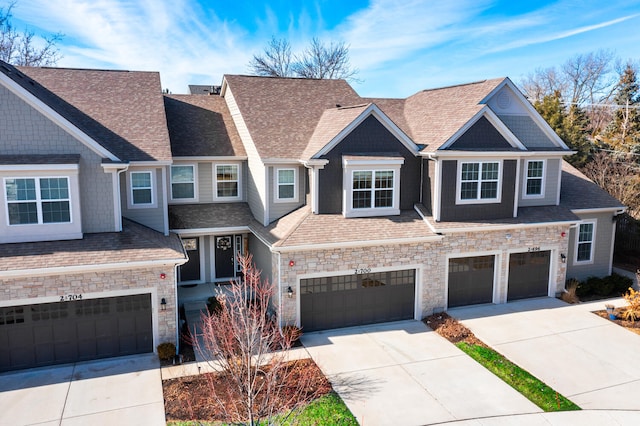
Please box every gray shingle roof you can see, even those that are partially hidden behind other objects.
[2,62,172,162]
[164,95,246,157]
[0,219,185,272]
[0,154,80,165]
[169,203,255,230]
[560,161,625,210]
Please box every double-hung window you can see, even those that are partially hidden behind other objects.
[129,171,154,207]
[524,160,545,197]
[5,177,71,225]
[276,168,297,202]
[458,161,501,203]
[171,165,196,200]
[214,164,240,200]
[352,170,394,209]
[575,221,596,263]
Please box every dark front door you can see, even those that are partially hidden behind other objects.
[0,294,152,372]
[179,238,201,282]
[300,269,415,332]
[448,255,495,308]
[215,235,235,279]
[507,251,550,301]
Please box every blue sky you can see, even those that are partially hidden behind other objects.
[9,0,640,97]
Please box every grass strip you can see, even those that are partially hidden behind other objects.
[456,342,580,412]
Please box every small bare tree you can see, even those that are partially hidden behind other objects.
[194,255,320,425]
[583,152,640,217]
[247,36,293,78]
[0,2,62,66]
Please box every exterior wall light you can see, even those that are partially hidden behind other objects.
[287,286,294,298]
[560,253,567,263]
[505,233,512,240]
[161,297,167,311]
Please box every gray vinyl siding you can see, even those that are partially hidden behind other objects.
[439,159,517,221]
[249,233,273,281]
[519,158,560,207]
[268,165,306,222]
[0,85,115,233]
[317,115,420,214]
[198,163,213,203]
[120,166,166,233]
[565,212,615,281]
[224,87,266,224]
[498,115,557,149]
[447,116,513,150]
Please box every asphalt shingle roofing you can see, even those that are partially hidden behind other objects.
[2,62,172,162]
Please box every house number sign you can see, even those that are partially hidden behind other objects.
[527,246,541,252]
[354,268,371,275]
[60,294,83,302]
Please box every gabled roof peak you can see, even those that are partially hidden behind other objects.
[417,77,505,94]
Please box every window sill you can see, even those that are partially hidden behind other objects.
[344,207,400,218]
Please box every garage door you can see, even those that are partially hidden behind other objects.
[507,251,550,301]
[300,269,415,332]
[448,255,495,308]
[0,294,153,372]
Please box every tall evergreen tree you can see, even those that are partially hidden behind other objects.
[604,63,640,152]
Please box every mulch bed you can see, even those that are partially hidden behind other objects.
[424,312,487,346]
[163,358,332,422]
[593,309,640,335]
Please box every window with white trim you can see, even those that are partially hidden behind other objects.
[524,160,544,197]
[130,171,154,206]
[5,177,71,225]
[352,170,394,209]
[214,164,240,200]
[575,221,596,263]
[171,165,196,200]
[457,161,501,203]
[276,168,297,202]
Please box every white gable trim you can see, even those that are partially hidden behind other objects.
[440,106,526,151]
[481,78,570,150]
[0,71,120,162]
[313,104,420,158]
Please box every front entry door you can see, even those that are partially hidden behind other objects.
[215,236,236,279]
[179,238,200,282]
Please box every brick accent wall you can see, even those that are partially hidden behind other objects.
[275,224,570,326]
[0,266,177,346]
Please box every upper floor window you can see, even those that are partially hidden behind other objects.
[575,221,596,263]
[171,165,196,201]
[353,170,394,209]
[457,161,502,204]
[275,168,297,202]
[214,164,241,200]
[128,170,156,208]
[5,177,71,225]
[524,160,545,197]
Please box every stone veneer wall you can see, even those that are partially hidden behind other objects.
[275,225,571,326]
[0,266,177,347]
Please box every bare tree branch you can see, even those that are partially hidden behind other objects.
[248,37,293,77]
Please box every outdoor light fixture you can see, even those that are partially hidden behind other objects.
[287,286,294,298]
[505,233,512,240]
[161,298,167,311]
[560,253,567,263]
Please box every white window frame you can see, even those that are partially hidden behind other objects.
[170,164,197,202]
[523,159,545,199]
[342,158,403,218]
[455,160,503,205]
[4,176,73,226]
[574,220,597,264]
[274,167,298,203]
[127,170,156,208]
[213,163,242,201]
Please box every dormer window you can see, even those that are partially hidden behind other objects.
[456,160,502,204]
[342,156,403,218]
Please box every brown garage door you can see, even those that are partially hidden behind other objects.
[0,294,153,372]
[448,255,495,308]
[507,251,550,301]
[300,269,415,332]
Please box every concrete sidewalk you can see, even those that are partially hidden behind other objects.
[301,320,541,426]
[451,297,640,411]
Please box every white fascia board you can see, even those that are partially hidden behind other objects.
[0,163,79,172]
[271,235,444,253]
[484,78,570,150]
[342,157,405,166]
[433,220,579,234]
[174,156,248,161]
[571,207,627,214]
[129,160,173,166]
[426,150,574,159]
[262,158,301,165]
[170,226,251,236]
[0,72,120,162]
[439,107,526,150]
[313,104,419,159]
[101,163,129,172]
[303,159,329,168]
[1,258,188,279]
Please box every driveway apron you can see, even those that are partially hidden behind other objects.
[0,353,165,426]
[451,297,640,410]
[301,320,540,426]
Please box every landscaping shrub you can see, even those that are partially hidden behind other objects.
[560,279,579,304]
[157,342,176,361]
[207,296,222,315]
[282,325,303,343]
[621,287,640,321]
[574,273,634,299]
[610,273,633,295]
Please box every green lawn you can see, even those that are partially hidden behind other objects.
[166,391,357,426]
[456,342,580,412]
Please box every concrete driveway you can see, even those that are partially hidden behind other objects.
[451,297,640,410]
[301,320,540,426]
[0,354,165,426]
